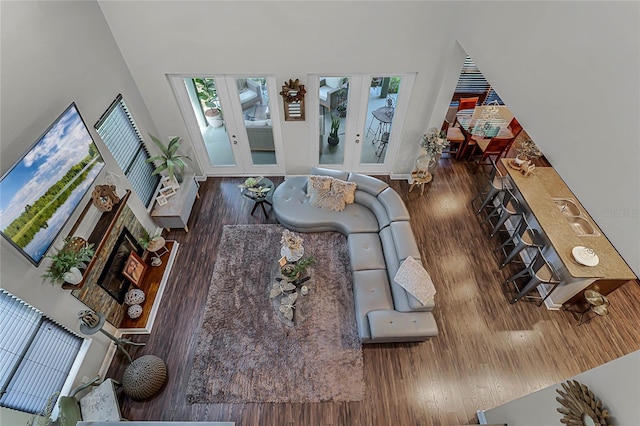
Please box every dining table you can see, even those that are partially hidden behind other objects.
[456,113,513,159]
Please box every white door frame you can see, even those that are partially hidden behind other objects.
[167,74,285,177]
[309,73,415,174]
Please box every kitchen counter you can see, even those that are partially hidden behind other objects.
[502,159,636,282]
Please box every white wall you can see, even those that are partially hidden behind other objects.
[482,350,640,425]
[0,0,160,408]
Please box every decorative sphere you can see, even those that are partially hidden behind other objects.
[127,304,143,319]
[124,289,145,305]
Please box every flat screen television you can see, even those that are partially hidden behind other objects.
[0,103,105,266]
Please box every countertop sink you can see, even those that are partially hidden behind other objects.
[566,216,600,237]
[552,198,581,216]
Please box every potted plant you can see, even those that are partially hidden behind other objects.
[42,238,95,286]
[515,139,542,164]
[194,78,223,128]
[280,256,315,282]
[138,228,162,250]
[146,134,191,182]
[327,114,341,146]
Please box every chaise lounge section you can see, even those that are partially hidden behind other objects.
[272,167,439,344]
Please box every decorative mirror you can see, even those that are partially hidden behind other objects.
[556,380,610,425]
[279,78,306,121]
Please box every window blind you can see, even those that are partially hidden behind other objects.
[452,56,504,106]
[0,290,83,414]
[95,95,160,206]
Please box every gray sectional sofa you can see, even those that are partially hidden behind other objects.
[272,167,439,344]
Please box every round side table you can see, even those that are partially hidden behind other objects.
[122,355,167,400]
[409,170,433,195]
[147,237,169,266]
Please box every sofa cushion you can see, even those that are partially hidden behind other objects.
[394,256,437,305]
[347,173,389,196]
[348,233,386,271]
[352,269,394,340]
[239,89,257,103]
[354,190,390,229]
[311,166,350,181]
[389,221,421,261]
[377,187,411,222]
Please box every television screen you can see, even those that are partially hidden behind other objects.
[0,103,105,266]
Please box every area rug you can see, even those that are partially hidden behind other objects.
[185,224,364,404]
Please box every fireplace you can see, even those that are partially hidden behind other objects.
[97,227,144,303]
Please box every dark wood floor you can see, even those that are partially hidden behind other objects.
[107,157,640,425]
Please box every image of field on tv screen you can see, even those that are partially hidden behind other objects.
[0,103,105,266]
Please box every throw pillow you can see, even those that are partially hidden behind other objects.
[332,179,357,204]
[307,175,333,205]
[393,256,437,305]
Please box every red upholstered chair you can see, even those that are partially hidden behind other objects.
[506,117,523,139]
[457,97,479,112]
[441,120,465,156]
[471,136,514,173]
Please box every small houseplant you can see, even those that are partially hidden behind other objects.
[194,78,223,128]
[280,256,315,282]
[42,238,95,285]
[327,114,341,146]
[138,228,162,250]
[146,134,191,182]
[515,139,542,163]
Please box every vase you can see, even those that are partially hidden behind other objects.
[63,267,83,285]
[415,149,438,174]
[281,246,304,262]
[514,155,528,166]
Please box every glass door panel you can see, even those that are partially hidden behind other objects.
[188,77,235,166]
[361,76,402,164]
[234,77,277,166]
[318,76,350,165]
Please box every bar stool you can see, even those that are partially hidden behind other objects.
[471,160,511,215]
[483,187,521,239]
[503,248,562,306]
[497,214,545,269]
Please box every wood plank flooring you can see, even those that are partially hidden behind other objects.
[107,158,640,425]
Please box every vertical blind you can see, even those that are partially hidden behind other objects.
[0,289,83,414]
[453,56,504,106]
[95,95,160,206]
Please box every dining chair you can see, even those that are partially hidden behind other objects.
[457,97,479,112]
[506,117,523,139]
[503,247,561,306]
[441,119,465,156]
[471,136,514,173]
[455,121,474,160]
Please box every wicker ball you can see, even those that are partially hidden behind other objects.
[124,289,145,305]
[127,304,143,319]
[122,355,167,400]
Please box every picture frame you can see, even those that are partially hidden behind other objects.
[161,175,180,190]
[156,195,168,206]
[159,185,176,198]
[122,250,146,287]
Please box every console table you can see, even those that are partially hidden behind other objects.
[151,176,199,232]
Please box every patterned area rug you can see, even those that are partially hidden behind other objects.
[186,224,364,403]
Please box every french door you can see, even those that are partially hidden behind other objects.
[312,73,415,173]
[168,75,284,176]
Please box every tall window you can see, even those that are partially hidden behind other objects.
[95,95,160,206]
[0,289,83,414]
